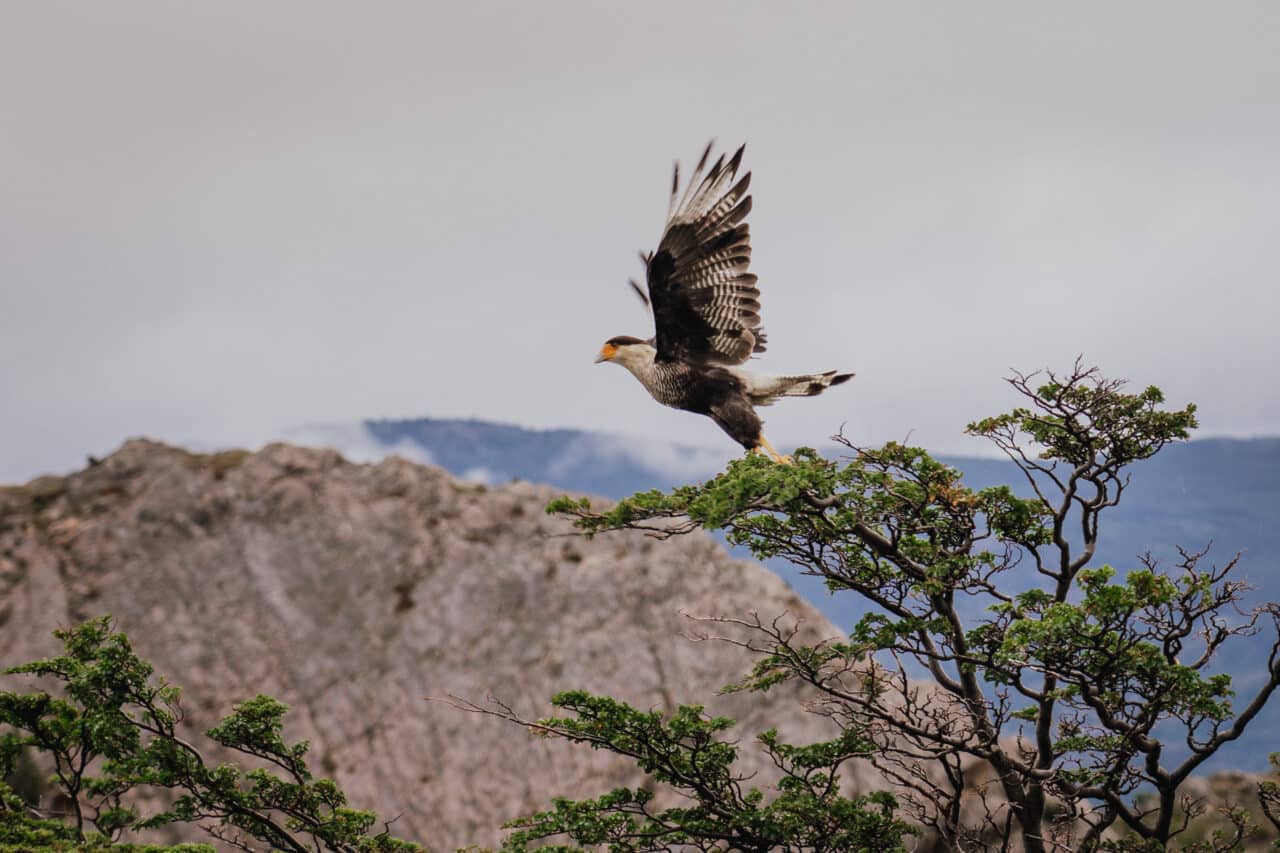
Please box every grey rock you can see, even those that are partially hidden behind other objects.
[0,439,868,849]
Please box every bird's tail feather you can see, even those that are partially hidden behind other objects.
[745,370,854,405]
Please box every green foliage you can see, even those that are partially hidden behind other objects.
[491,691,910,852]
[1261,753,1280,847]
[546,363,1279,852]
[0,617,422,852]
[967,379,1196,468]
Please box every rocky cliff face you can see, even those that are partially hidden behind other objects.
[0,440,861,849]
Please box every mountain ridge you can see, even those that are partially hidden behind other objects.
[0,438,861,850]
[295,417,1280,772]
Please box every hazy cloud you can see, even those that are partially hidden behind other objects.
[283,423,435,467]
[546,433,734,483]
[460,467,497,486]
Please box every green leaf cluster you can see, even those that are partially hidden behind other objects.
[497,691,909,852]
[0,617,422,852]
[966,379,1197,468]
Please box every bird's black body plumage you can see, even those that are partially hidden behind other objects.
[660,361,761,450]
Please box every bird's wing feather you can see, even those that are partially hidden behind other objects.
[628,275,651,311]
[645,143,765,365]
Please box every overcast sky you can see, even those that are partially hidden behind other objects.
[3,2,1278,483]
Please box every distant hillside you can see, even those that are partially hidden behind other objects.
[300,418,1280,771]
[324,418,1280,609]
[0,440,852,850]
[286,418,734,497]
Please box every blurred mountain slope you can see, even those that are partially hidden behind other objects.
[0,439,855,849]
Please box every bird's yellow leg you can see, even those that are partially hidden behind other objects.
[756,434,792,464]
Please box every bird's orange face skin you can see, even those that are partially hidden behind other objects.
[595,342,618,363]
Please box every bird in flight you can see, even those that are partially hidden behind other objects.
[595,143,853,463]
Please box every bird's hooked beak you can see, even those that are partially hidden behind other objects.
[594,342,618,364]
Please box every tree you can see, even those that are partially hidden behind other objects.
[0,617,421,853]
[1261,754,1280,846]
[448,691,911,853]
[541,362,1280,852]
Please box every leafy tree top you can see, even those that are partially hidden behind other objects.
[1,617,422,853]
[543,363,1278,852]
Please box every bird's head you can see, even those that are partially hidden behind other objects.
[594,335,649,366]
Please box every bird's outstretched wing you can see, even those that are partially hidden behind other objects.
[645,142,765,365]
